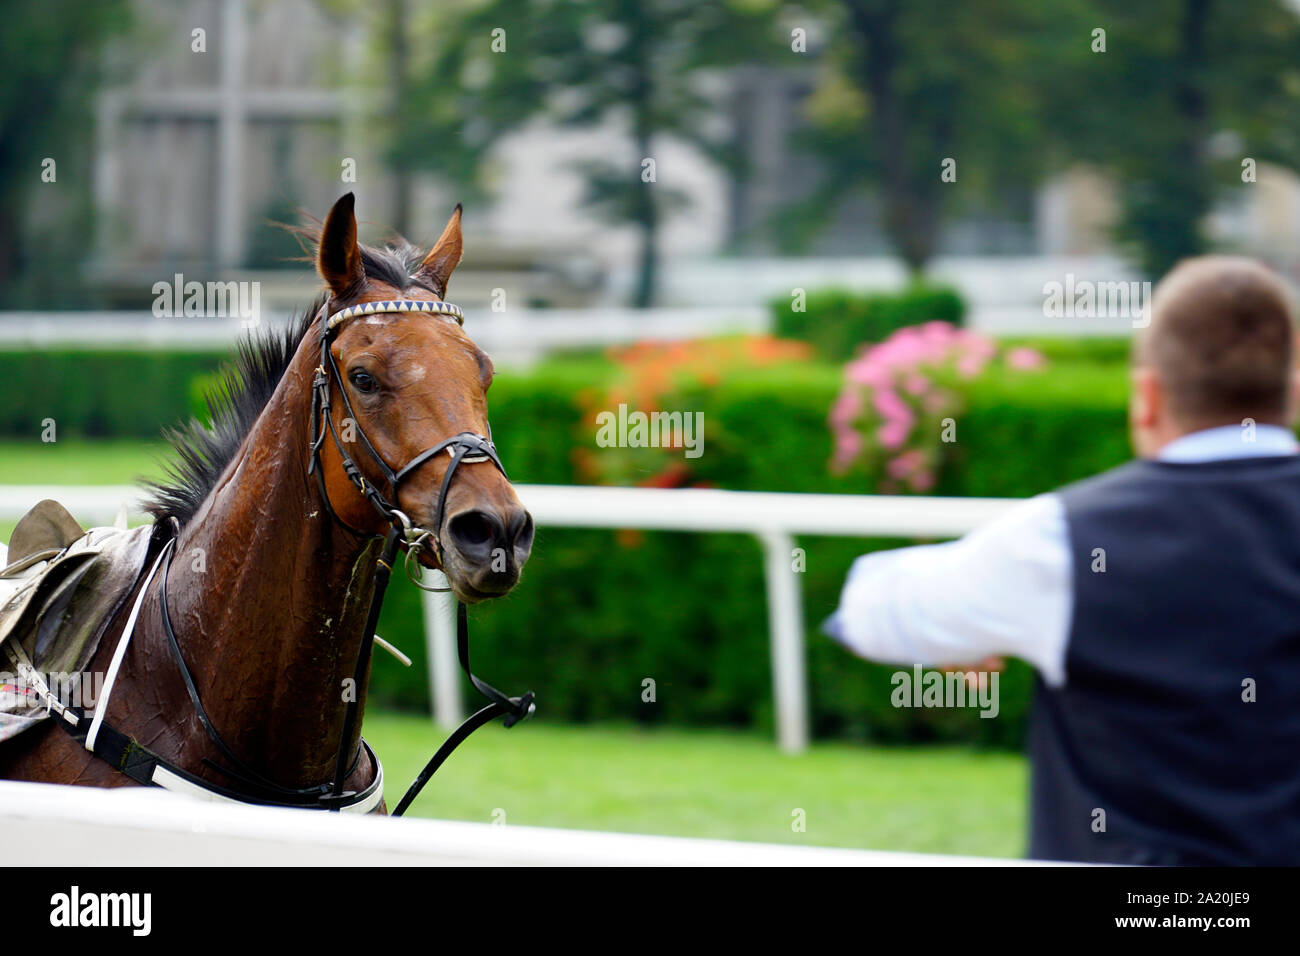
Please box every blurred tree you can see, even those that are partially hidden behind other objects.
[785,0,1062,273]
[0,0,131,302]
[245,131,306,270]
[391,0,778,307]
[787,0,1300,278]
[382,0,414,237]
[1038,0,1300,278]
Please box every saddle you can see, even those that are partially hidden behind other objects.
[0,500,155,744]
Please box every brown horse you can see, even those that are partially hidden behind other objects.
[0,194,533,810]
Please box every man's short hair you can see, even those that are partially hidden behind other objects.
[1138,256,1297,426]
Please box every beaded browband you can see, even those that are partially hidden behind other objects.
[326,298,464,332]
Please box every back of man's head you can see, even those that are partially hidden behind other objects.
[1137,256,1297,432]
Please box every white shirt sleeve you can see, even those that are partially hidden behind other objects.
[822,492,1073,687]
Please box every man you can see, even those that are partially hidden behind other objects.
[825,256,1300,865]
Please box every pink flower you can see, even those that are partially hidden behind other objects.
[1006,346,1045,371]
[923,389,953,414]
[832,429,863,470]
[956,352,988,379]
[887,449,926,480]
[830,389,863,427]
[849,362,891,389]
[829,322,999,489]
[878,419,911,449]
[918,323,962,360]
[870,331,931,369]
[873,388,909,421]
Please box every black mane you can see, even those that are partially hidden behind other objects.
[144,241,435,527]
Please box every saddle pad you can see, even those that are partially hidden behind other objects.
[1,520,155,744]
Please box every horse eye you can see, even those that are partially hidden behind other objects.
[348,369,378,393]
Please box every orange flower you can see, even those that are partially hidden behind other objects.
[583,335,811,488]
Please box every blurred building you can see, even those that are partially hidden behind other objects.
[91,0,1300,315]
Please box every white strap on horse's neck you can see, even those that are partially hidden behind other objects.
[149,754,385,814]
[85,539,173,754]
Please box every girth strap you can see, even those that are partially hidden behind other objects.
[66,708,385,813]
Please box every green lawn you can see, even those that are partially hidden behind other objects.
[0,438,167,485]
[365,713,1028,857]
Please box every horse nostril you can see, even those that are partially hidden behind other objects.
[447,510,501,555]
[511,511,535,556]
[447,508,533,572]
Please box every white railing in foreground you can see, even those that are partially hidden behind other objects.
[0,484,1019,753]
[0,779,1046,866]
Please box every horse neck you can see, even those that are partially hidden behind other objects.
[163,334,382,787]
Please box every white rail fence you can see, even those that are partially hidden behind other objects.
[0,307,769,367]
[0,484,1018,753]
[0,779,1050,865]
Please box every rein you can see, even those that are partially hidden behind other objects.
[45,297,533,816]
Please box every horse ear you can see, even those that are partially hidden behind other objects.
[416,204,463,298]
[317,192,365,299]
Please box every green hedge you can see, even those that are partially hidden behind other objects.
[367,358,1133,749]
[770,284,966,361]
[999,337,1133,367]
[0,351,223,438]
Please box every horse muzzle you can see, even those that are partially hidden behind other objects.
[439,505,534,600]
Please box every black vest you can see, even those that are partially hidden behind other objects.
[1031,455,1300,864]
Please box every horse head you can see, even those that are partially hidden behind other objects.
[313,193,534,602]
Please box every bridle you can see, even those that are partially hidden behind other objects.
[40,297,534,815]
[306,297,536,812]
[308,297,499,569]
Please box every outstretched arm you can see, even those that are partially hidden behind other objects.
[823,493,1073,687]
